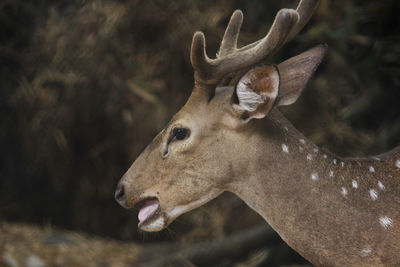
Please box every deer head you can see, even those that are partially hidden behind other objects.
[115,0,326,232]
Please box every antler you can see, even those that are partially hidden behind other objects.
[190,0,319,98]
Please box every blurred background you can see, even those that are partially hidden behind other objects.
[0,0,399,266]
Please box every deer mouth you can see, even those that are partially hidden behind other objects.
[135,197,162,229]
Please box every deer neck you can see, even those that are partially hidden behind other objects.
[226,109,400,266]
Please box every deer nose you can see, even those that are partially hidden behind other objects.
[115,182,127,207]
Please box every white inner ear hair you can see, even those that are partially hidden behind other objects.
[235,75,278,113]
[235,78,264,112]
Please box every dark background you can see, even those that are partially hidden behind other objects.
[0,0,399,266]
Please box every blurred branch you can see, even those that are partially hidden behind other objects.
[136,223,279,266]
[127,80,160,105]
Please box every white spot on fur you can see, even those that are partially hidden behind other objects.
[378,181,385,190]
[369,189,378,200]
[323,154,327,159]
[299,146,304,152]
[282,144,289,153]
[311,173,318,181]
[379,216,393,229]
[396,160,400,168]
[333,159,337,165]
[313,148,318,153]
[341,187,348,196]
[369,166,375,173]
[307,153,312,161]
[299,139,305,145]
[329,171,334,177]
[360,246,372,257]
[352,180,358,189]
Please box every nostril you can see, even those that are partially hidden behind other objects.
[115,183,126,205]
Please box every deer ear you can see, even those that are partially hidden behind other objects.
[233,65,279,121]
[275,45,327,106]
[233,45,327,121]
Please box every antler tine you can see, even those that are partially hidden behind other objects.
[237,0,320,53]
[218,10,243,57]
[191,9,299,87]
[190,10,243,86]
[190,31,213,85]
[286,0,320,41]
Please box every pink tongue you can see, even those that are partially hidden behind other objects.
[138,199,159,222]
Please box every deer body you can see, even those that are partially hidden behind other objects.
[226,107,400,266]
[115,1,400,265]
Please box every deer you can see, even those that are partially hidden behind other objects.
[114,0,400,266]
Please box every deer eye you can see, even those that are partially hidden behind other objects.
[172,128,189,141]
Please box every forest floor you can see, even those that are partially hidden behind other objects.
[0,221,311,267]
[0,221,141,267]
